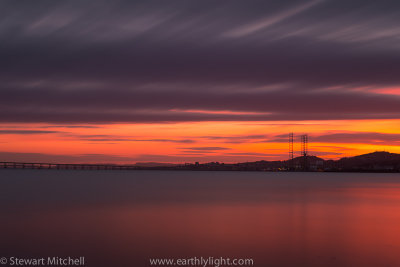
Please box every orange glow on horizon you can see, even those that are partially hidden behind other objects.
[1,119,400,164]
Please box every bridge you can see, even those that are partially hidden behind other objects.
[0,162,142,171]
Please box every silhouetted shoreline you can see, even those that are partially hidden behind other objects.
[2,151,400,173]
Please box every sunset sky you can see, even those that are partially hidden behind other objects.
[1,0,400,164]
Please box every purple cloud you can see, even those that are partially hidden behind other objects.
[1,1,400,123]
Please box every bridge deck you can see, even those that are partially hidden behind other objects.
[0,162,141,170]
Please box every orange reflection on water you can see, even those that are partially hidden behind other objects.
[2,171,400,267]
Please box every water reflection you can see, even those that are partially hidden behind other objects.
[1,170,400,266]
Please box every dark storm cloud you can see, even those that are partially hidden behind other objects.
[2,87,400,122]
[1,0,400,123]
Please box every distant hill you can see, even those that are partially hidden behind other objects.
[3,151,400,172]
[177,151,400,172]
[97,152,400,171]
[341,151,400,162]
[288,155,324,165]
[335,151,400,171]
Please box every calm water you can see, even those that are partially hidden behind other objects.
[1,169,400,267]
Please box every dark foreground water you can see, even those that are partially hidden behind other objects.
[1,170,400,267]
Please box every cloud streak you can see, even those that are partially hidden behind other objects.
[1,0,400,123]
[183,147,230,152]
[0,130,60,134]
[225,0,324,37]
[270,132,400,145]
